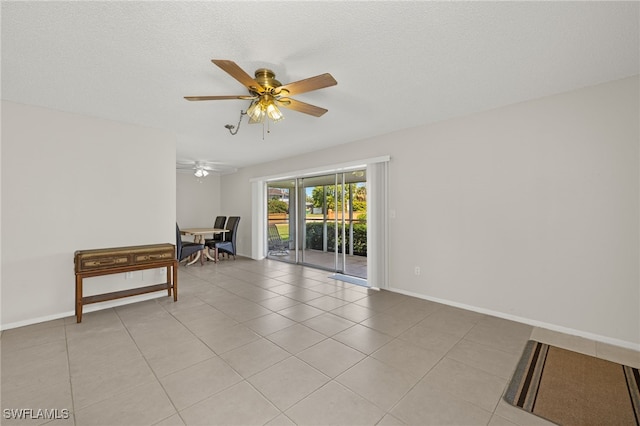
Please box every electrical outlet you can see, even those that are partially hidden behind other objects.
[125,272,134,279]
[414,266,421,276]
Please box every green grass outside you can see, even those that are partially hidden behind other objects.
[274,221,364,242]
[275,223,289,240]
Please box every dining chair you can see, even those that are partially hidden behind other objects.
[267,224,289,256]
[176,223,204,264]
[206,216,240,261]
[204,216,227,246]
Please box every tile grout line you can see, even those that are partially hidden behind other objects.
[113,306,187,426]
[62,323,78,426]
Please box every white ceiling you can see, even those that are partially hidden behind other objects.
[2,1,638,171]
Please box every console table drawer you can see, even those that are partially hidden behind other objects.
[133,251,174,264]
[75,244,175,272]
[80,255,131,270]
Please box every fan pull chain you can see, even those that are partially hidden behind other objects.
[225,110,246,136]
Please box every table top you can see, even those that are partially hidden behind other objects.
[181,228,228,235]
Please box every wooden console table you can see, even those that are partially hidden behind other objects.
[74,243,178,323]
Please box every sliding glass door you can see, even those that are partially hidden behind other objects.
[266,179,296,263]
[266,170,367,279]
[344,172,367,278]
[299,173,342,273]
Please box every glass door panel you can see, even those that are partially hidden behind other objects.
[266,179,296,263]
[344,172,367,278]
[299,174,340,272]
[266,169,367,280]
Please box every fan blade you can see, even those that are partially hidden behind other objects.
[184,95,255,101]
[276,73,337,97]
[277,98,328,117]
[212,59,265,93]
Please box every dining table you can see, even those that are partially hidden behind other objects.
[180,227,228,264]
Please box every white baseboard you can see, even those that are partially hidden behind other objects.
[388,286,640,352]
[1,292,165,331]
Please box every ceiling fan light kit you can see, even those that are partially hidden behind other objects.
[176,161,238,179]
[194,168,209,178]
[246,94,284,123]
[185,59,337,135]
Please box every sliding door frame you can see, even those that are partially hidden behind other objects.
[250,156,390,289]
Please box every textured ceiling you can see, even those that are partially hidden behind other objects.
[2,1,638,171]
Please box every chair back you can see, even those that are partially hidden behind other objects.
[212,216,240,258]
[175,223,182,260]
[224,216,240,246]
[267,224,289,255]
[268,224,282,247]
[214,216,226,229]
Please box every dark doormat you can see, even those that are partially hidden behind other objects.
[505,340,640,425]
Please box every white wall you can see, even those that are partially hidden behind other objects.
[221,76,639,347]
[176,172,221,231]
[217,169,254,257]
[1,101,176,328]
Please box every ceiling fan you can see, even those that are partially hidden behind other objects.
[176,161,237,177]
[184,59,337,124]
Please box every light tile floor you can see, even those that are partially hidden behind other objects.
[2,257,638,425]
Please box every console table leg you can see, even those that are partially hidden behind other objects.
[75,275,83,323]
[172,261,178,301]
[166,266,171,297]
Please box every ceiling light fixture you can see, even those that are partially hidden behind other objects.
[246,94,284,124]
[194,168,209,178]
[225,99,283,139]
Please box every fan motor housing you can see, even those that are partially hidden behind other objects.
[254,68,281,90]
